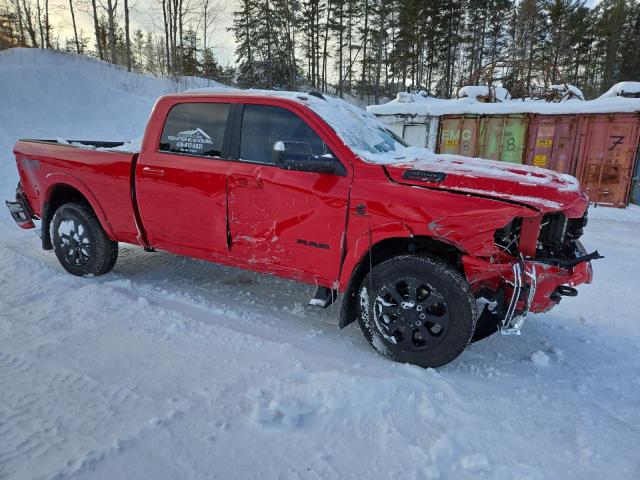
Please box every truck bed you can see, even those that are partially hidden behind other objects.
[14,138,142,246]
[20,139,137,150]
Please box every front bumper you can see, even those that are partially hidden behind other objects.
[463,242,595,334]
[6,185,35,229]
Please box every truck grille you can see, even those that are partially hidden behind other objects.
[494,209,588,259]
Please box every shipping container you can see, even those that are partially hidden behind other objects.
[575,113,640,208]
[524,114,580,174]
[436,115,482,156]
[477,114,529,164]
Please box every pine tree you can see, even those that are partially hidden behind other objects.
[180,29,199,76]
[619,2,640,81]
[200,47,221,79]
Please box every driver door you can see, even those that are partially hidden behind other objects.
[227,102,352,285]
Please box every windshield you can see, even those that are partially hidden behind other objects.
[306,96,408,156]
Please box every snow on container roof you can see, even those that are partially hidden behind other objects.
[367,86,640,117]
[458,85,511,102]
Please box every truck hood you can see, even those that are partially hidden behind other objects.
[382,153,589,215]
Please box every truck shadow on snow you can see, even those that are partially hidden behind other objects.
[107,245,601,372]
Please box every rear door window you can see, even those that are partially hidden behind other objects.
[240,104,329,164]
[160,103,230,157]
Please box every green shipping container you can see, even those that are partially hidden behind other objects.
[478,114,529,164]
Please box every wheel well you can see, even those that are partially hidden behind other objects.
[41,185,93,250]
[338,236,464,328]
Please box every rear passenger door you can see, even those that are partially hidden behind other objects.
[136,101,231,256]
[227,102,352,285]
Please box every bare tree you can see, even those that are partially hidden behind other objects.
[124,0,131,70]
[44,0,49,46]
[104,0,118,63]
[160,0,187,76]
[198,0,222,52]
[11,0,26,45]
[88,0,103,59]
[21,0,38,47]
[68,0,80,53]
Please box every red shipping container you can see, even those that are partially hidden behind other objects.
[525,114,580,174]
[575,113,640,208]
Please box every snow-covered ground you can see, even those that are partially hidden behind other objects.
[1,49,639,479]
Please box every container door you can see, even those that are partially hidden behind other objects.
[437,116,480,156]
[576,114,640,207]
[403,124,427,147]
[459,116,481,157]
[437,116,462,154]
[549,116,580,174]
[526,115,555,169]
[526,115,579,173]
[500,115,528,164]
[478,116,504,161]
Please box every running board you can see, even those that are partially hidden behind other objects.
[309,286,338,308]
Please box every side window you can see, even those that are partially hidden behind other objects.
[240,104,330,164]
[159,102,229,157]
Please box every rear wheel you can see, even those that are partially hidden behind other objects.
[357,255,476,368]
[51,202,118,277]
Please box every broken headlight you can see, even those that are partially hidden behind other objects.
[494,218,522,256]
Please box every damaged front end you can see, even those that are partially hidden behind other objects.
[463,208,601,339]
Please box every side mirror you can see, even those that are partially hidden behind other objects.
[272,141,345,176]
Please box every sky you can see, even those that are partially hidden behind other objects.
[49,0,237,65]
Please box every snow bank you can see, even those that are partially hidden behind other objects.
[0,48,223,185]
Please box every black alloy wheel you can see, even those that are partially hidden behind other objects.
[358,255,476,368]
[374,278,450,350]
[51,202,118,277]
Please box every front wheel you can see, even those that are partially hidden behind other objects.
[357,255,476,368]
[51,202,118,277]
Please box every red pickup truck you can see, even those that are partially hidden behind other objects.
[6,90,599,367]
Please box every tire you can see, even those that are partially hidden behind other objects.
[51,202,118,277]
[357,255,476,368]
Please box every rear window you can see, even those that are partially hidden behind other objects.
[159,103,229,157]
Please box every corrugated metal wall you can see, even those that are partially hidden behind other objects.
[574,114,640,208]
[437,115,482,156]
[374,109,640,207]
[477,115,529,164]
[524,115,580,174]
[434,112,640,207]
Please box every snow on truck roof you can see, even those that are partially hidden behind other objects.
[367,83,640,117]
